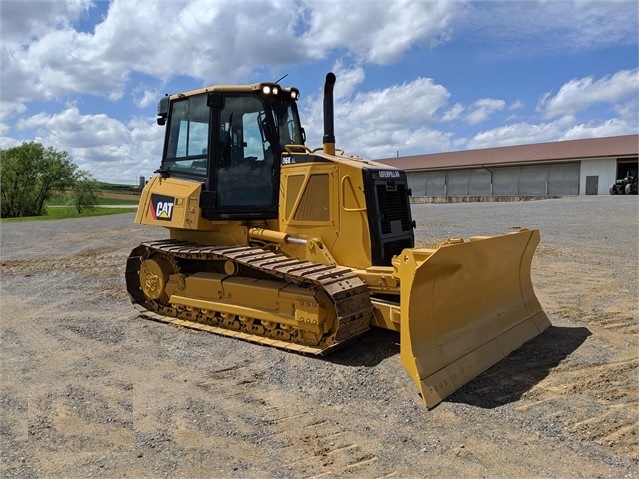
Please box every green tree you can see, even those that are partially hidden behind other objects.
[1,142,78,217]
[71,171,102,213]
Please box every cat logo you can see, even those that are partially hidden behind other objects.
[150,194,175,221]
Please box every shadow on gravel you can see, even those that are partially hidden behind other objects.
[446,325,591,408]
[329,328,400,367]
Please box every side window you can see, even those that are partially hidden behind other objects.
[273,102,304,149]
[175,121,208,158]
[216,96,276,207]
[164,94,209,176]
[242,111,266,161]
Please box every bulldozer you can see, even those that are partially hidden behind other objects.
[126,73,550,408]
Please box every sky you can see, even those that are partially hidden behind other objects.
[1,0,637,185]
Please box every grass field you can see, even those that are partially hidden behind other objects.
[47,191,140,206]
[1,206,138,223]
[1,186,141,222]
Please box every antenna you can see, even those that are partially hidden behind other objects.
[275,73,288,84]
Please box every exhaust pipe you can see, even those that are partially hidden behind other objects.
[323,72,336,156]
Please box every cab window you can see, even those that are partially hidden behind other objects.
[164,94,209,176]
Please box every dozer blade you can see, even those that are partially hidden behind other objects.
[397,229,551,408]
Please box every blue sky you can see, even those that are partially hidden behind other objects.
[1,0,637,184]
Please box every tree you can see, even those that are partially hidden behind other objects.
[1,142,78,217]
[70,171,102,213]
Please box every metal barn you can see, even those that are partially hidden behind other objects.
[378,135,638,198]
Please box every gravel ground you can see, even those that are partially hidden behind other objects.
[1,196,637,478]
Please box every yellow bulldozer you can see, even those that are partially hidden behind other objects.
[126,73,550,408]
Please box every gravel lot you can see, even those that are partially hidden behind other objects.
[1,196,637,478]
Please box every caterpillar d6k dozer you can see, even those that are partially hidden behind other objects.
[126,73,550,408]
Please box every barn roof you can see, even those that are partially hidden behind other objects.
[376,134,639,171]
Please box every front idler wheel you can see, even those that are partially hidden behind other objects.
[139,254,176,302]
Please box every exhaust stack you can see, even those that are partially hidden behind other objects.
[322,72,336,156]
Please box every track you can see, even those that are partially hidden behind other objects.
[125,239,373,355]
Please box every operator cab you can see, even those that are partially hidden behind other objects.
[156,83,304,219]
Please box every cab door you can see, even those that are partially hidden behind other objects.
[202,93,279,219]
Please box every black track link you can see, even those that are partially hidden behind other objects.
[126,239,373,354]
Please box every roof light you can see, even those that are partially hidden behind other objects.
[262,85,271,95]
[273,87,279,95]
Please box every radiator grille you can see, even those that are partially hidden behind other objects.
[293,173,330,222]
[285,175,305,219]
[375,183,412,234]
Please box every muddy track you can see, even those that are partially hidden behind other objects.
[1,196,637,478]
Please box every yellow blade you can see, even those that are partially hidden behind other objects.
[397,229,550,408]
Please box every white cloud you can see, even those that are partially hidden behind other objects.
[509,100,524,111]
[18,107,129,148]
[135,89,160,109]
[330,62,366,100]
[300,0,455,64]
[0,100,26,123]
[467,114,636,149]
[349,78,450,125]
[465,98,506,125]
[2,0,635,106]
[0,0,440,104]
[15,107,162,182]
[0,0,457,105]
[0,0,93,42]
[559,118,637,141]
[442,103,464,122]
[538,69,639,119]
[468,116,576,148]
[613,98,639,123]
[360,127,454,159]
[299,70,453,158]
[0,0,303,103]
